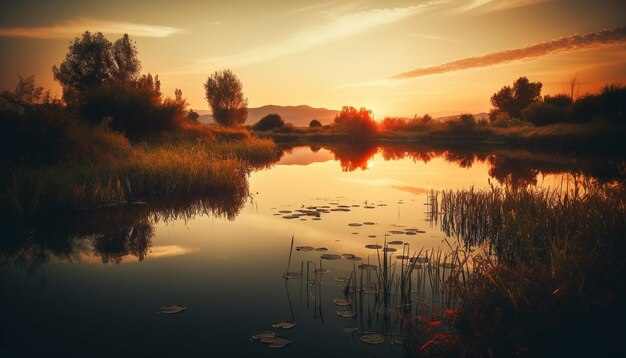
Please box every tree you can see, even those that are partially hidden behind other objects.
[187,109,200,123]
[252,113,284,131]
[333,106,377,137]
[204,70,248,126]
[52,31,141,105]
[490,77,542,119]
[309,119,322,128]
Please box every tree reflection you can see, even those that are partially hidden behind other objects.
[0,191,249,275]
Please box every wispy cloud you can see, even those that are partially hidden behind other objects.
[405,32,468,43]
[0,18,184,39]
[458,0,553,13]
[394,26,626,79]
[198,3,440,67]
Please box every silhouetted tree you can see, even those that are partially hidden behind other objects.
[446,113,476,132]
[309,119,322,128]
[252,113,284,131]
[187,109,200,123]
[333,106,377,137]
[490,77,542,119]
[204,70,248,126]
[52,32,141,106]
[544,94,573,108]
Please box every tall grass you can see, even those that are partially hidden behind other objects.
[2,138,278,215]
[426,183,626,356]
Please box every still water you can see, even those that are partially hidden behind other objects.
[1,144,621,357]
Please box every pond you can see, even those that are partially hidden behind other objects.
[1,144,623,357]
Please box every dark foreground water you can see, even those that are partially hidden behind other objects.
[1,144,623,357]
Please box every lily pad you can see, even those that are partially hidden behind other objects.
[388,230,405,235]
[334,276,349,282]
[395,255,411,260]
[347,256,362,261]
[296,246,314,251]
[315,247,328,252]
[281,272,302,279]
[333,298,352,306]
[358,264,377,271]
[278,210,292,213]
[383,247,398,253]
[268,337,291,348]
[348,223,363,227]
[321,254,342,260]
[159,305,186,314]
[404,231,417,235]
[337,310,357,318]
[365,244,382,249]
[312,218,322,221]
[367,235,377,238]
[341,253,355,259]
[363,222,376,225]
[272,321,296,329]
[388,240,404,245]
[360,332,385,344]
[251,331,276,341]
[364,206,375,209]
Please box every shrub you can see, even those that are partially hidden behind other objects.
[252,113,284,131]
[544,94,573,108]
[309,119,322,128]
[522,102,566,126]
[446,113,476,132]
[333,106,377,137]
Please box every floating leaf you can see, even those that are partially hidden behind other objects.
[341,253,355,259]
[363,222,376,225]
[388,230,405,235]
[282,272,302,279]
[282,215,300,219]
[333,298,352,306]
[337,310,357,318]
[251,331,276,341]
[159,305,186,314]
[334,276,349,282]
[365,244,382,249]
[367,235,377,238]
[321,254,342,260]
[312,218,322,221]
[395,255,410,260]
[347,256,363,261]
[278,210,292,213]
[404,231,417,235]
[364,206,375,209]
[388,240,404,245]
[383,247,398,253]
[358,264,377,271]
[360,333,385,344]
[337,205,350,208]
[315,247,328,252]
[272,321,296,329]
[268,337,291,348]
[348,223,363,227]
[295,246,314,251]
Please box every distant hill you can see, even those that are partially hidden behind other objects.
[196,105,339,126]
[434,112,489,122]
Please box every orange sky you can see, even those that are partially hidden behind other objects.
[1,0,625,117]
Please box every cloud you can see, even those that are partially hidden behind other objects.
[0,18,184,39]
[394,26,626,79]
[198,3,440,67]
[458,0,553,13]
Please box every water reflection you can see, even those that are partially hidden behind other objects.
[0,193,248,276]
[279,143,625,185]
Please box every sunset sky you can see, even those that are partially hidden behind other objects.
[1,0,625,118]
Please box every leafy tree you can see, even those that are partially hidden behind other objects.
[204,70,248,126]
[252,113,284,131]
[309,119,322,128]
[112,34,141,82]
[52,31,141,105]
[333,106,377,137]
[490,77,542,118]
[187,109,200,123]
[446,113,476,132]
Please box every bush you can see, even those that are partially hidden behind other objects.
[522,102,566,126]
[490,112,530,128]
[309,119,322,128]
[446,113,476,132]
[544,94,573,108]
[333,106,377,137]
[252,113,284,131]
[80,83,186,140]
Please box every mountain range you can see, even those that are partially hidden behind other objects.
[195,105,489,126]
